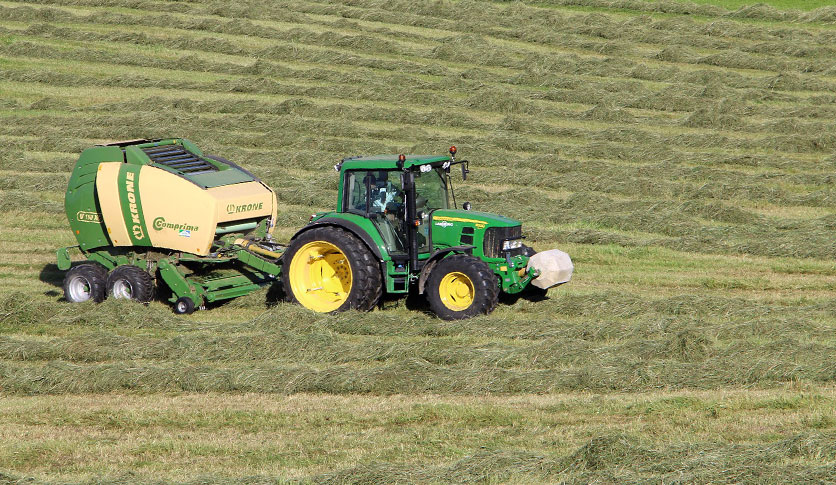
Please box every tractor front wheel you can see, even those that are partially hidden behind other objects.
[282,227,382,312]
[107,265,155,303]
[426,254,498,320]
[63,262,108,303]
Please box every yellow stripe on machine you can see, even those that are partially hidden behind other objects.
[96,162,131,246]
[433,216,488,229]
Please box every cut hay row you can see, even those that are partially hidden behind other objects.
[3,0,836,480]
[0,389,834,481]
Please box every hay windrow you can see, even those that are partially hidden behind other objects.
[4,0,836,480]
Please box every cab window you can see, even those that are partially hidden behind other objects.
[345,170,403,214]
[413,168,448,211]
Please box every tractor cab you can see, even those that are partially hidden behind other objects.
[336,151,464,269]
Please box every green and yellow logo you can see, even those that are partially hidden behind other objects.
[433,216,487,229]
[76,211,101,223]
[153,217,199,232]
[226,202,263,215]
[125,171,145,240]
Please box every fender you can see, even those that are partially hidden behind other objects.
[289,217,384,261]
[418,245,475,294]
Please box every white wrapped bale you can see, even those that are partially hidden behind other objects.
[527,249,574,289]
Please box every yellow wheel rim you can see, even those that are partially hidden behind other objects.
[289,241,353,312]
[439,271,475,312]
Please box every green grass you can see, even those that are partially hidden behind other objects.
[2,0,836,482]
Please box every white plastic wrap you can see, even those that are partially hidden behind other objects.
[527,249,574,289]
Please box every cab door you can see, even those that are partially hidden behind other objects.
[343,170,407,255]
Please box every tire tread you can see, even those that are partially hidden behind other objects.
[282,227,382,312]
[426,253,499,320]
[107,265,155,303]
[63,262,108,303]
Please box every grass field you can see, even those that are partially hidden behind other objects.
[2,0,836,482]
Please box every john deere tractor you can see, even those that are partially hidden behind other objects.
[58,139,572,319]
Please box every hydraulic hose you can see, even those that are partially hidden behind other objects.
[234,238,282,260]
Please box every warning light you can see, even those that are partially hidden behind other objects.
[398,154,406,162]
[449,146,457,156]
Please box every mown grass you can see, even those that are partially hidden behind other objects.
[2,0,836,481]
[670,0,833,11]
[2,389,836,482]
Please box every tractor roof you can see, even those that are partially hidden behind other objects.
[339,155,451,172]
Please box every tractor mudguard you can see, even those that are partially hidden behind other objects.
[418,245,475,294]
[290,217,384,261]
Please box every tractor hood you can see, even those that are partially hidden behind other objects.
[429,209,521,260]
[430,209,520,230]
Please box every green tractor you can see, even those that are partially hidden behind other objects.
[281,147,573,319]
[58,139,572,319]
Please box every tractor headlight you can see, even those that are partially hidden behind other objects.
[502,239,523,251]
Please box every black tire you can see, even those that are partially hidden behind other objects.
[173,297,195,315]
[282,227,382,312]
[426,254,499,320]
[106,265,155,303]
[63,262,108,303]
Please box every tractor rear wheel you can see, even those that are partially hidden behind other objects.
[282,227,382,312]
[63,262,108,303]
[426,254,498,320]
[107,265,155,303]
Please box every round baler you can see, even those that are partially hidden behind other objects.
[59,138,283,313]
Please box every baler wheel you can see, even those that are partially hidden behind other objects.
[282,227,381,312]
[426,254,498,320]
[173,297,195,315]
[107,265,155,303]
[63,262,108,303]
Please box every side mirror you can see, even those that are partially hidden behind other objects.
[463,202,472,211]
[461,163,467,181]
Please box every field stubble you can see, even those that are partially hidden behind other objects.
[2,0,836,481]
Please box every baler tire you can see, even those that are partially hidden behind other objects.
[107,265,155,303]
[63,262,108,303]
[426,254,498,320]
[282,227,382,313]
[173,297,196,315]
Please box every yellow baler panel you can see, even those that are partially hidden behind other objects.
[94,162,277,256]
[209,182,275,224]
[139,166,218,255]
[96,162,131,247]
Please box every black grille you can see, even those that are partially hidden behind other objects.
[142,145,218,175]
[483,225,522,258]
